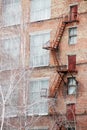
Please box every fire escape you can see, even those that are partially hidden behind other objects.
[43,6,79,130]
[43,5,79,129]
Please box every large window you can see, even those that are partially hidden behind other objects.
[68,77,77,95]
[69,27,77,44]
[2,0,21,26]
[0,36,20,70]
[28,78,49,115]
[30,0,51,22]
[30,31,50,67]
[0,79,18,117]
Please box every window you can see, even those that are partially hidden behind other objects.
[5,88,18,117]
[66,104,75,121]
[2,0,21,26]
[30,31,50,67]
[68,55,76,71]
[70,5,78,21]
[28,78,49,115]
[68,77,77,95]
[29,128,48,130]
[0,36,20,70]
[0,80,18,117]
[30,0,51,22]
[67,127,75,130]
[69,27,77,44]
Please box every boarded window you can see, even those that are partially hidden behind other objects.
[68,55,76,71]
[67,104,75,121]
[70,5,78,21]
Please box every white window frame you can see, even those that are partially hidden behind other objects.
[30,0,51,22]
[28,77,49,116]
[67,77,77,95]
[29,30,50,67]
[69,27,77,44]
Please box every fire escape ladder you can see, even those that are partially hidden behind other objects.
[49,73,65,98]
[58,72,66,86]
[52,21,66,49]
[54,73,65,97]
[51,50,59,66]
[43,18,67,50]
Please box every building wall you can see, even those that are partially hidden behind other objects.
[0,0,87,130]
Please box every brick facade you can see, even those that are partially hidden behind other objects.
[0,0,87,130]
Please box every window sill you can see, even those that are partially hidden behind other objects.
[30,18,51,24]
[2,23,21,28]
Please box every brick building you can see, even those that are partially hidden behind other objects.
[0,0,87,130]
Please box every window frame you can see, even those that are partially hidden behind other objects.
[68,27,77,45]
[0,35,21,70]
[67,77,77,95]
[2,0,21,26]
[29,30,50,67]
[30,0,51,22]
[28,77,49,116]
[67,127,75,130]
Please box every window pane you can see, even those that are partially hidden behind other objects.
[73,36,77,43]
[73,28,77,35]
[69,28,77,44]
[68,86,76,94]
[68,77,76,95]
[68,78,76,85]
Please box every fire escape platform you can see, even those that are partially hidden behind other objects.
[63,19,79,24]
[57,69,68,74]
[43,46,55,51]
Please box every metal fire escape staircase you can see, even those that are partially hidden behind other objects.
[43,18,68,98]
[43,15,79,98]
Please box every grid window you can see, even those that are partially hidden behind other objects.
[30,32,50,67]
[30,0,51,22]
[69,27,77,44]
[2,0,21,26]
[28,78,49,115]
[68,77,77,95]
